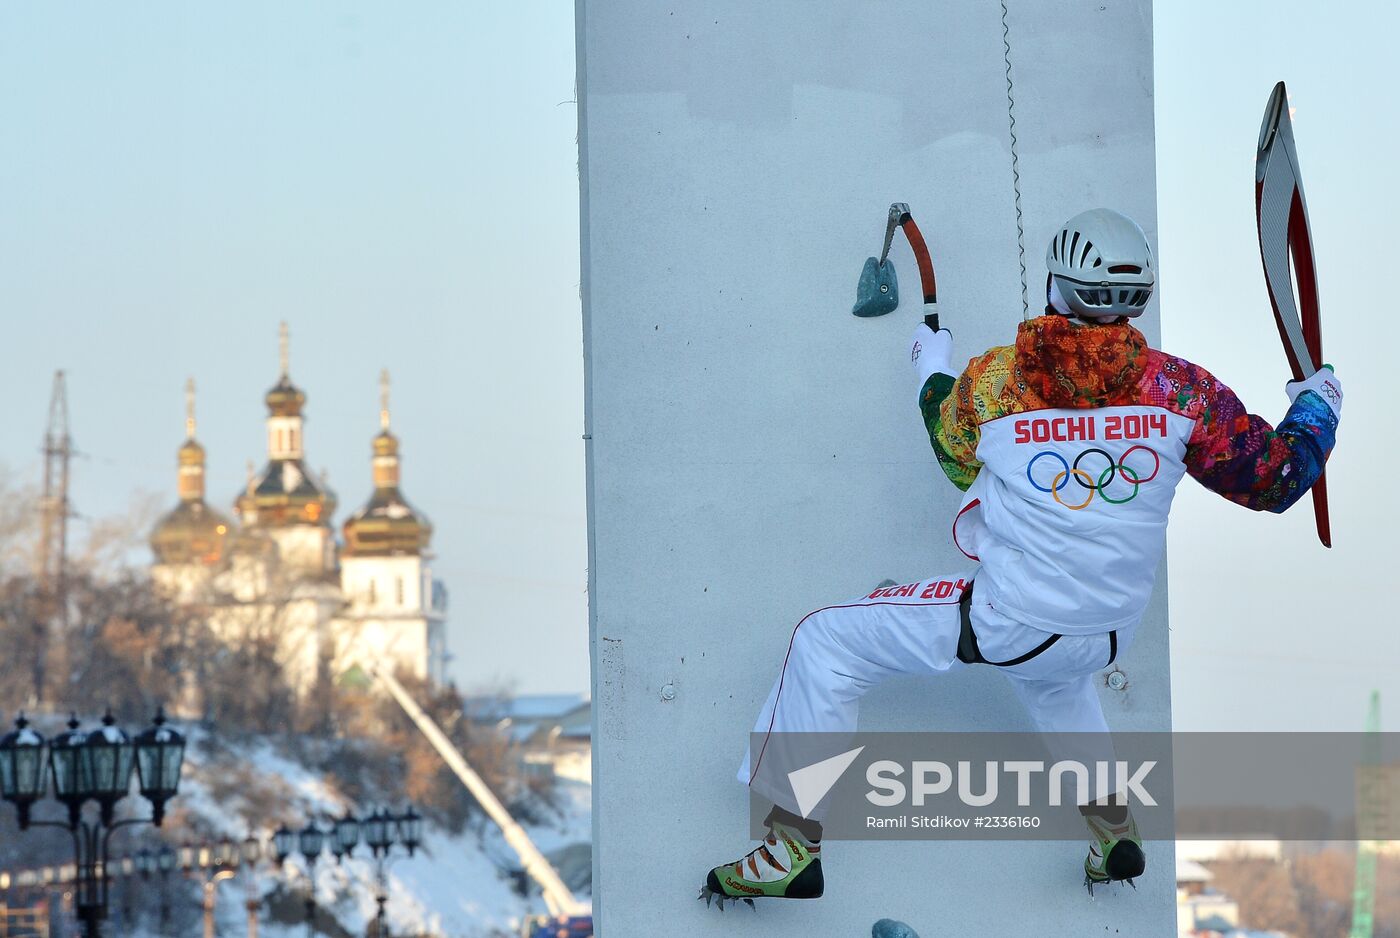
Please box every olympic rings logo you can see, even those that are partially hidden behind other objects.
[1026,446,1161,510]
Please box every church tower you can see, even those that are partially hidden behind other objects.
[151,379,232,599]
[336,371,447,684]
[234,323,337,575]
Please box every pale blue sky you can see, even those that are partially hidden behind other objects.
[1154,0,1398,730]
[0,3,1393,725]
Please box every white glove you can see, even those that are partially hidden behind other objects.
[910,323,954,388]
[1285,365,1342,420]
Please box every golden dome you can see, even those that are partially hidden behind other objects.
[343,370,431,556]
[236,458,337,528]
[237,323,335,528]
[178,438,205,466]
[151,500,231,566]
[372,431,399,459]
[265,376,306,418]
[152,377,231,564]
[342,489,432,557]
[265,322,306,417]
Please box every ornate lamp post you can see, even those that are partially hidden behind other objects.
[197,840,238,938]
[0,715,46,828]
[209,833,267,938]
[0,710,186,938]
[241,833,263,938]
[136,843,178,936]
[116,854,136,933]
[265,808,422,938]
[395,806,423,854]
[330,811,360,864]
[180,841,198,875]
[271,826,295,866]
[362,806,423,938]
[296,822,324,938]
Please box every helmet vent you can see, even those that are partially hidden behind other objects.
[1080,240,1095,266]
[1069,231,1081,265]
[1108,265,1142,274]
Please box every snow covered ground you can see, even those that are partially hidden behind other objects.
[186,733,591,938]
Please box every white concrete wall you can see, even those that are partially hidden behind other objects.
[579,1,1174,934]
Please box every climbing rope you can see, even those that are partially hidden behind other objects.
[1001,0,1029,320]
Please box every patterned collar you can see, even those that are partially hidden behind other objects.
[1014,314,1150,408]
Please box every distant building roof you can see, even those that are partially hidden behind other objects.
[558,722,591,741]
[1175,858,1213,883]
[464,693,589,724]
[1176,839,1282,863]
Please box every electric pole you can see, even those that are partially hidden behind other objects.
[35,370,73,703]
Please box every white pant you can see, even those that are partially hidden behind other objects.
[737,573,1135,818]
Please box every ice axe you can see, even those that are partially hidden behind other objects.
[851,202,942,331]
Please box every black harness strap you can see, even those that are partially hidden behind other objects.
[956,581,1119,669]
[955,583,984,665]
[956,580,1062,668]
[980,631,1063,668]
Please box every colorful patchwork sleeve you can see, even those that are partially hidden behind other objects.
[920,371,982,491]
[1184,379,1339,514]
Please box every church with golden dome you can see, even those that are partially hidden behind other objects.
[150,324,448,694]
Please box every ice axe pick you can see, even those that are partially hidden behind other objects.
[851,202,942,331]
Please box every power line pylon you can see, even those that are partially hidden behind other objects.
[1349,690,1382,938]
[34,370,73,703]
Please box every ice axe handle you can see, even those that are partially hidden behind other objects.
[924,311,940,332]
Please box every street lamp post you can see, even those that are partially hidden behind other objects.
[241,834,262,938]
[362,807,423,938]
[198,840,238,938]
[271,828,299,935]
[286,821,325,938]
[0,709,186,938]
[269,807,420,938]
[116,855,135,936]
[330,811,360,865]
[135,843,178,936]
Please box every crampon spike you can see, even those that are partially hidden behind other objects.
[698,885,760,912]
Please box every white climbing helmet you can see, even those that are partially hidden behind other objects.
[1045,208,1155,320]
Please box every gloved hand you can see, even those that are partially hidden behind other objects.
[910,323,954,388]
[1285,365,1342,420]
